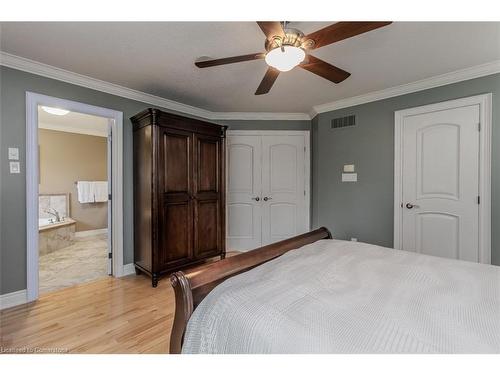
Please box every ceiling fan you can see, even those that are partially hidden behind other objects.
[195,21,392,95]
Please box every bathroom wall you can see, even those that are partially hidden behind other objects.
[38,129,107,232]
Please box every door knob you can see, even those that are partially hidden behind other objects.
[252,197,260,201]
[263,197,272,201]
[406,203,420,209]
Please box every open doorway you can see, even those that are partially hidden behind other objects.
[37,108,111,294]
[26,92,123,301]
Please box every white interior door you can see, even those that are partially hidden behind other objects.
[226,132,309,251]
[261,135,307,245]
[226,135,262,251]
[401,105,480,262]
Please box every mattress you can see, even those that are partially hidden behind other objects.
[182,239,500,353]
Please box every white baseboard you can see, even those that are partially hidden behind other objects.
[75,228,108,238]
[0,289,28,310]
[122,263,136,276]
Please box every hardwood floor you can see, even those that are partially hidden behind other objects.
[1,252,240,354]
[1,275,174,353]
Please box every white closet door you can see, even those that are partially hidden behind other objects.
[226,135,262,251]
[401,105,480,262]
[261,135,307,246]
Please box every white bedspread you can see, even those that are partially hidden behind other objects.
[182,239,500,353]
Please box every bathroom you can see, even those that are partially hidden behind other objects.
[38,105,111,294]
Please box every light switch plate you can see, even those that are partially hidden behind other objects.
[10,161,21,174]
[342,173,357,182]
[8,147,19,160]
[343,164,355,173]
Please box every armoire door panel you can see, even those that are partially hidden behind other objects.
[161,129,192,194]
[194,200,220,257]
[160,201,193,266]
[193,134,223,258]
[159,127,194,269]
[195,135,220,194]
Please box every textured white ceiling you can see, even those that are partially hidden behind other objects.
[2,22,500,113]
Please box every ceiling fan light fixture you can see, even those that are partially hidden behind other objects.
[265,45,305,72]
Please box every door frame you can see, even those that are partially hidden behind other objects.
[393,93,492,263]
[26,92,124,302]
[226,130,311,240]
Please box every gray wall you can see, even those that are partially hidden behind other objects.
[312,73,500,265]
[1,64,498,294]
[0,66,309,294]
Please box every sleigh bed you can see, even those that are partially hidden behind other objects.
[169,227,500,354]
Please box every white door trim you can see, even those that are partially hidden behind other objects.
[226,130,311,233]
[393,93,492,264]
[26,92,124,302]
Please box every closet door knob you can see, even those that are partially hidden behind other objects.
[263,197,272,201]
[251,197,260,201]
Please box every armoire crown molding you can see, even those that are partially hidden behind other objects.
[2,51,499,121]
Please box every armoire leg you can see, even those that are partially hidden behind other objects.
[221,253,226,260]
[152,274,159,288]
[134,267,142,276]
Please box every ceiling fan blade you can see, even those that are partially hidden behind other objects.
[305,21,392,49]
[256,21,285,39]
[195,53,265,68]
[255,67,280,95]
[300,55,351,83]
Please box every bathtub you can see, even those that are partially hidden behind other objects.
[39,217,76,255]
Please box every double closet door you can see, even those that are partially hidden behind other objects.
[227,132,309,251]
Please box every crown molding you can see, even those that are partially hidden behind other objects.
[211,112,310,121]
[2,51,498,122]
[0,52,311,121]
[310,60,500,117]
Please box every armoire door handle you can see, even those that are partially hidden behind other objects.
[263,197,272,201]
[251,197,260,201]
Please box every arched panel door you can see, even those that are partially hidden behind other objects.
[401,105,480,262]
[226,132,309,251]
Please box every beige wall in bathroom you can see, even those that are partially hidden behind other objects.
[39,129,107,232]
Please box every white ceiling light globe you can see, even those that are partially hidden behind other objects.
[41,106,70,116]
[265,46,306,72]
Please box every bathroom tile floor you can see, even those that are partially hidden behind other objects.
[39,233,109,294]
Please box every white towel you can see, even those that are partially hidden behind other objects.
[77,181,94,203]
[93,181,108,202]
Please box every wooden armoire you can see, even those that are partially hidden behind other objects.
[131,108,227,287]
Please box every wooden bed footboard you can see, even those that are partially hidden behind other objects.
[169,227,332,354]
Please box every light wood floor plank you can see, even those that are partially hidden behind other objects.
[0,275,174,354]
